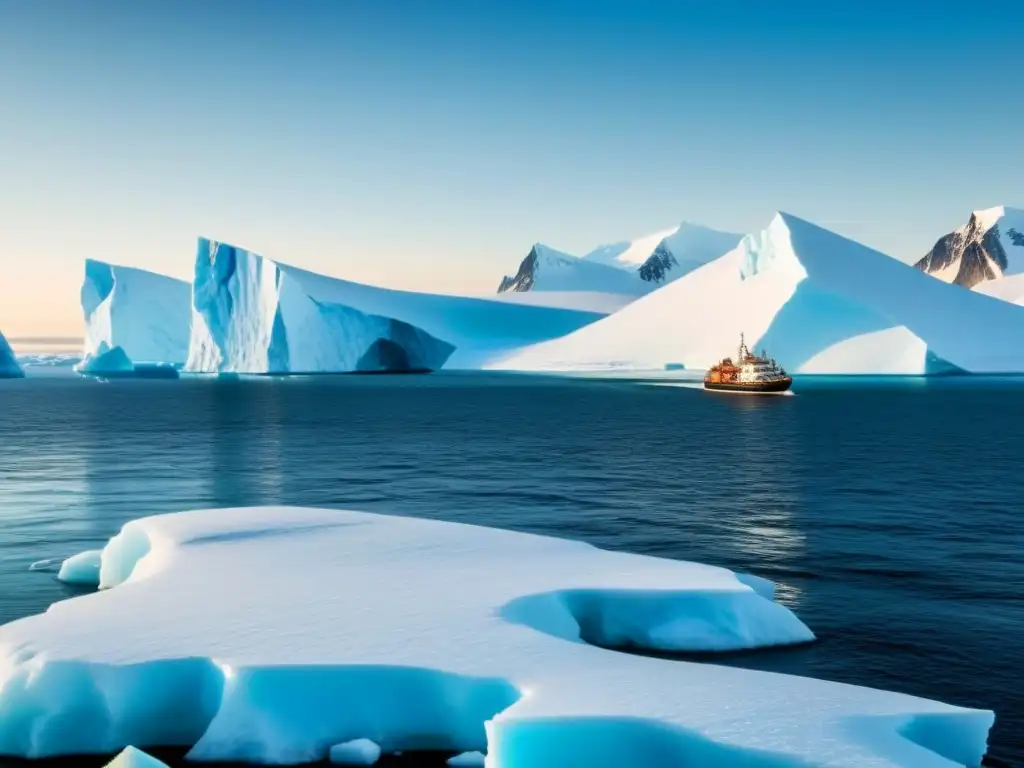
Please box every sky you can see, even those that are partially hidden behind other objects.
[0,0,1022,338]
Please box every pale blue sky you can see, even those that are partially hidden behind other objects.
[1,0,1021,336]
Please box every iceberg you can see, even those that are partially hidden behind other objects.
[187,239,602,373]
[493,212,1024,375]
[74,342,135,376]
[328,738,382,765]
[57,549,103,585]
[83,259,191,365]
[0,331,24,378]
[0,506,993,766]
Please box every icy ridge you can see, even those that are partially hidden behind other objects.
[0,507,994,767]
[82,260,191,365]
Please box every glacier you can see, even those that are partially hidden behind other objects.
[187,239,602,373]
[0,331,24,378]
[0,506,993,767]
[82,259,191,365]
[492,212,1024,375]
[916,206,1024,289]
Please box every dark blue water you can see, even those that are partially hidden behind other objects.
[0,371,1022,766]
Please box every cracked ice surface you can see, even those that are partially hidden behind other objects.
[0,507,993,767]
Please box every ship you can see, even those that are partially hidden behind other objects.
[703,334,792,394]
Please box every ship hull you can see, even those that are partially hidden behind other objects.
[703,377,792,394]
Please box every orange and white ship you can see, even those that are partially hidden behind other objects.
[704,334,792,394]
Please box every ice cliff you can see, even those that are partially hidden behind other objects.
[187,239,602,373]
[82,260,191,365]
[0,506,993,767]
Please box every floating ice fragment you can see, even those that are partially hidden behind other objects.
[447,750,486,766]
[329,738,381,765]
[57,549,102,586]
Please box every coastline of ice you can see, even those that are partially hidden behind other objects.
[0,506,993,767]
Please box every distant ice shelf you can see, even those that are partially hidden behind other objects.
[0,506,994,767]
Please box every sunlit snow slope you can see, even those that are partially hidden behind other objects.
[0,506,994,767]
[916,206,1024,289]
[82,260,191,364]
[493,213,1024,375]
[187,239,602,373]
[0,331,24,378]
[497,244,647,298]
[584,222,742,285]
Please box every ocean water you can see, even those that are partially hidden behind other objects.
[0,370,1022,767]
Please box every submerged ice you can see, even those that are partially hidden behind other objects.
[1,507,993,767]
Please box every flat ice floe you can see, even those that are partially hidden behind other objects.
[0,507,993,767]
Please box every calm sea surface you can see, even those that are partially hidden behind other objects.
[0,371,1022,766]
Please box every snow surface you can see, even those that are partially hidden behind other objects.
[487,290,636,314]
[187,239,602,372]
[103,746,170,768]
[498,244,649,297]
[583,222,742,281]
[82,260,191,365]
[57,549,102,585]
[492,212,1024,375]
[1,506,993,767]
[329,738,382,765]
[74,343,135,376]
[0,331,24,378]
[973,273,1024,305]
[583,227,681,269]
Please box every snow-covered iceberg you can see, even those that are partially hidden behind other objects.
[1,506,993,766]
[493,212,1024,375]
[74,342,135,376]
[82,259,191,365]
[0,331,24,378]
[916,205,1024,289]
[187,239,602,373]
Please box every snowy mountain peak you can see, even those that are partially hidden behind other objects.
[915,205,1024,288]
[497,243,649,300]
